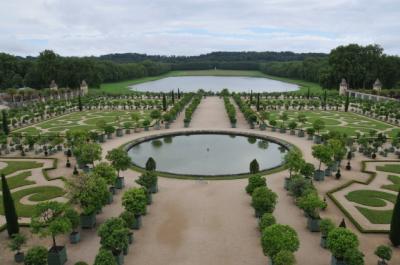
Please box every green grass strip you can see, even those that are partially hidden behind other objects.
[345,190,396,207]
[0,186,66,217]
[356,206,393,224]
[0,171,34,190]
[0,161,43,176]
[376,164,400,174]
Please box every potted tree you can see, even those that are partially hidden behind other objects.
[298,192,327,232]
[327,227,359,265]
[98,218,129,265]
[136,171,158,194]
[92,162,118,200]
[65,208,81,244]
[106,148,132,189]
[343,248,364,265]
[24,246,48,265]
[312,144,333,181]
[328,139,346,171]
[284,149,304,190]
[288,121,297,135]
[94,249,117,265]
[313,119,325,144]
[374,245,392,265]
[67,173,109,229]
[8,233,26,263]
[320,218,335,248]
[251,186,277,217]
[245,175,266,195]
[150,110,161,129]
[297,113,307,137]
[259,213,276,232]
[142,119,151,131]
[123,122,132,134]
[269,119,277,132]
[306,127,315,140]
[261,224,299,263]
[145,157,157,171]
[120,211,137,238]
[31,202,72,265]
[163,113,172,129]
[122,188,147,229]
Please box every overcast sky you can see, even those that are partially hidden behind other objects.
[1,0,399,56]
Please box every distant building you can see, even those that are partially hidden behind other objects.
[339,78,348,95]
[373,78,382,93]
[80,80,88,95]
[50,80,58,91]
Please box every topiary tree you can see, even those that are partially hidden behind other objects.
[136,171,158,193]
[122,187,147,216]
[375,245,392,265]
[245,175,266,195]
[272,250,295,265]
[251,187,277,217]
[106,148,132,178]
[390,190,400,246]
[97,217,129,256]
[8,233,26,258]
[94,249,117,265]
[24,246,47,265]
[76,143,102,166]
[261,224,299,258]
[120,211,136,229]
[67,173,109,216]
[300,162,315,179]
[31,201,72,250]
[312,144,333,171]
[92,162,118,186]
[320,218,336,248]
[2,109,9,135]
[1,174,19,237]
[298,192,327,219]
[344,248,364,265]
[249,159,260,174]
[328,138,347,163]
[327,227,359,261]
[313,119,325,135]
[259,213,276,232]
[145,157,156,171]
[284,149,304,178]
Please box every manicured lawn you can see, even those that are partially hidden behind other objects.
[345,190,396,207]
[96,70,323,95]
[377,164,400,174]
[382,175,400,192]
[356,207,393,224]
[0,161,43,176]
[0,186,66,217]
[15,110,153,135]
[262,110,395,137]
[0,171,34,190]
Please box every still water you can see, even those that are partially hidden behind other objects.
[127,133,287,176]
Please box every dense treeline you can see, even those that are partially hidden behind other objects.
[260,44,400,89]
[99,51,327,64]
[0,50,170,90]
[1,44,400,91]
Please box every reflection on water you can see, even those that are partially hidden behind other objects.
[130,76,298,93]
[128,134,287,175]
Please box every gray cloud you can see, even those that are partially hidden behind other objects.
[1,0,399,56]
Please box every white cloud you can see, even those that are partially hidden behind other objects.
[0,0,399,56]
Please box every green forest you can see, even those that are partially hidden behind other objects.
[0,44,399,91]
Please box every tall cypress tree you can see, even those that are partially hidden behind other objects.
[344,93,350,112]
[1,174,19,236]
[171,90,175,104]
[390,190,400,246]
[177,88,181,99]
[2,110,9,135]
[78,94,83,111]
[323,90,327,110]
[162,93,167,111]
[307,87,310,99]
[250,90,253,104]
[256,93,260,111]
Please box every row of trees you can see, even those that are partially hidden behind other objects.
[260,44,400,90]
[0,50,170,89]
